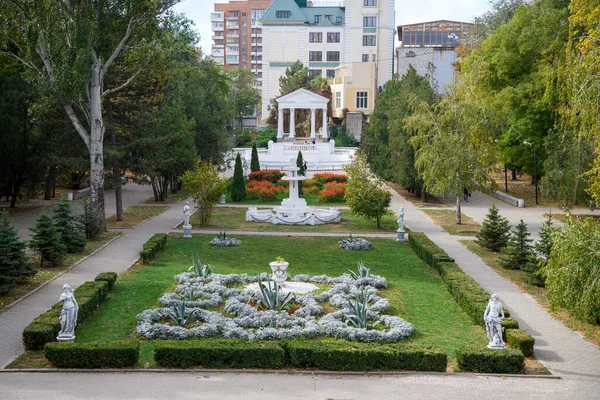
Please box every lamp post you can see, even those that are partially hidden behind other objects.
[523,141,538,205]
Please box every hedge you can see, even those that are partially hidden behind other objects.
[22,280,109,350]
[456,345,525,374]
[139,233,168,264]
[506,329,535,357]
[45,340,139,368]
[154,339,285,369]
[248,170,285,184]
[94,272,117,290]
[283,340,447,372]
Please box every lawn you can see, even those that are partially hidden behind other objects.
[106,206,169,229]
[144,192,190,204]
[191,207,398,233]
[422,210,481,236]
[461,240,600,348]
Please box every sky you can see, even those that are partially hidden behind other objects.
[173,0,492,54]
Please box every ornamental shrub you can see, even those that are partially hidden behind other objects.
[230,153,246,202]
[246,180,284,201]
[313,173,347,183]
[140,233,168,264]
[250,142,260,172]
[318,187,346,202]
[506,329,535,357]
[45,340,139,368]
[502,220,537,271]
[0,213,36,295]
[476,204,511,252]
[181,160,228,225]
[248,169,284,183]
[95,272,118,290]
[52,201,86,253]
[80,198,103,240]
[456,346,525,374]
[29,214,66,267]
[296,151,305,193]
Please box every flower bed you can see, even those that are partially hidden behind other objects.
[248,170,285,183]
[246,180,285,201]
[137,271,413,343]
[318,183,346,202]
[313,173,347,184]
[339,237,373,251]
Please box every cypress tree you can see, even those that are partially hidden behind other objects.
[250,142,260,172]
[0,213,36,295]
[296,151,305,194]
[535,214,554,260]
[502,219,537,271]
[53,201,86,253]
[475,204,511,252]
[231,153,246,202]
[29,214,67,267]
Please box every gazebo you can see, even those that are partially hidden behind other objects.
[275,88,330,142]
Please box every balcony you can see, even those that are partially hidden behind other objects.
[212,34,224,40]
[328,77,353,85]
[211,13,224,22]
[226,34,239,39]
[225,16,239,21]
[227,22,239,29]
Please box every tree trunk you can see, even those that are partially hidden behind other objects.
[88,60,106,231]
[511,168,517,180]
[44,165,56,200]
[9,181,21,208]
[456,196,462,225]
[107,95,123,221]
[376,215,381,229]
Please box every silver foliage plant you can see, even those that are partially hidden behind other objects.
[338,236,373,251]
[137,270,413,342]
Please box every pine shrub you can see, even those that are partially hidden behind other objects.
[53,201,86,253]
[502,220,537,271]
[231,153,246,202]
[29,214,66,267]
[475,204,511,252]
[80,199,103,240]
[250,142,260,172]
[0,213,36,295]
[296,151,305,193]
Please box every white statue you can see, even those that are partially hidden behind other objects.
[57,284,78,341]
[484,293,505,349]
[183,201,191,226]
[397,207,405,232]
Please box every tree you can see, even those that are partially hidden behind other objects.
[0,1,179,230]
[180,160,228,226]
[80,199,103,241]
[344,154,391,229]
[535,214,555,261]
[29,214,66,267]
[230,153,246,202]
[0,213,36,295]
[476,205,511,252]
[227,67,261,127]
[296,151,305,193]
[501,219,536,271]
[473,0,527,40]
[52,201,86,254]
[250,142,260,172]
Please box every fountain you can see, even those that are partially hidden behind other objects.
[245,166,341,225]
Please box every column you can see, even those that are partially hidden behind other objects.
[277,107,284,139]
[322,107,328,142]
[310,108,316,140]
[289,108,296,140]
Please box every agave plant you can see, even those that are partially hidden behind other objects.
[348,232,354,242]
[181,287,197,301]
[217,231,227,240]
[345,290,379,330]
[256,275,295,311]
[166,300,198,327]
[188,253,213,278]
[348,261,370,279]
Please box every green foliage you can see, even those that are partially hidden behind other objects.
[167,301,197,327]
[253,127,277,148]
[250,142,260,172]
[476,205,511,252]
[345,290,380,330]
[180,160,228,226]
[255,275,295,311]
[506,329,535,357]
[542,216,600,324]
[45,340,139,368]
[80,199,103,241]
[230,153,246,202]
[296,151,304,192]
[330,126,357,147]
[344,154,391,229]
[0,213,36,294]
[227,67,261,125]
[502,317,520,331]
[94,272,117,291]
[52,201,86,253]
[139,234,168,264]
[456,346,525,373]
[188,254,212,278]
[501,219,537,271]
[535,214,554,260]
[347,261,371,279]
[29,214,66,267]
[154,339,285,369]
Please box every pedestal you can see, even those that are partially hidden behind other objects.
[396,230,405,242]
[57,335,75,343]
[487,343,506,350]
[183,224,192,238]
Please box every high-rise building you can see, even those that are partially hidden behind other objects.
[211,0,274,87]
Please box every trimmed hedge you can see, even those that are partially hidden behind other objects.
[140,233,168,264]
[45,340,139,368]
[506,329,535,357]
[456,345,525,374]
[408,232,455,266]
[154,339,285,369]
[283,340,447,372]
[95,272,117,290]
[22,281,109,350]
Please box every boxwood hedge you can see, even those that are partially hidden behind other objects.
[45,340,139,368]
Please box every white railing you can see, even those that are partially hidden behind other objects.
[283,144,318,152]
[333,148,357,156]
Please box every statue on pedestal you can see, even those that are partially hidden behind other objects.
[397,207,405,232]
[57,284,78,342]
[183,201,192,238]
[484,293,506,349]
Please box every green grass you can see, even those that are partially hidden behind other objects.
[422,210,481,236]
[106,206,169,229]
[193,207,397,233]
[144,192,190,204]
[33,235,486,369]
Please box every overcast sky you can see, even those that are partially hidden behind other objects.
[173,0,492,53]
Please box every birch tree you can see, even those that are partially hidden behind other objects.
[0,0,179,228]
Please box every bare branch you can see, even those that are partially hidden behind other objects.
[102,16,137,76]
[35,36,57,85]
[0,50,40,73]
[63,104,91,151]
[102,68,143,97]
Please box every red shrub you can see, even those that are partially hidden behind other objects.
[323,181,346,190]
[318,187,346,202]
[249,170,285,183]
[246,180,284,201]
[313,173,347,184]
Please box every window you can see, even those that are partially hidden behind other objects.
[314,15,321,23]
[242,21,247,26]
[327,32,340,43]
[372,54,376,61]
[308,69,322,78]
[362,54,369,62]
[241,30,247,35]
[325,15,332,21]
[326,69,336,78]
[242,48,247,53]
[276,10,291,18]
[363,35,376,46]
[336,16,343,24]
[309,51,322,61]
[242,56,247,61]
[242,12,246,16]
[356,91,368,109]
[242,38,246,44]
[232,11,239,17]
[327,51,340,61]
[336,92,341,108]
[363,17,376,27]
[309,32,322,43]
[364,0,377,5]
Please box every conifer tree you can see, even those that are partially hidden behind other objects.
[535,214,554,260]
[502,219,536,271]
[53,201,86,253]
[250,142,260,172]
[296,151,305,193]
[475,204,511,251]
[80,199,103,240]
[30,214,67,267]
[0,214,36,295]
[231,153,246,202]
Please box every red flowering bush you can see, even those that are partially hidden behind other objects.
[313,173,347,184]
[249,170,285,183]
[323,182,346,191]
[301,178,323,195]
[246,180,284,201]
[318,187,346,202]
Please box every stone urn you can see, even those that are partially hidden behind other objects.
[269,260,289,286]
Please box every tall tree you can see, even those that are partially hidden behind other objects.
[0,0,179,229]
[0,213,36,295]
[227,67,261,127]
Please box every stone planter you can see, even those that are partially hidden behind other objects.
[269,261,289,286]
